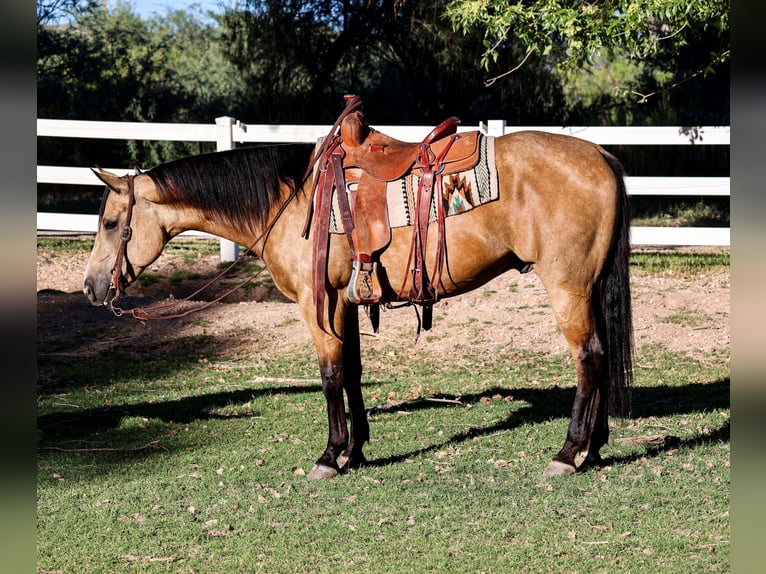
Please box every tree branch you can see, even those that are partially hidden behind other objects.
[619,48,730,103]
[38,440,162,453]
[484,49,535,87]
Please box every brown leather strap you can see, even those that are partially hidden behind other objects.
[330,148,356,252]
[305,95,368,335]
[111,174,136,302]
[410,167,436,301]
[311,141,340,335]
[399,134,458,304]
[302,95,364,239]
[427,135,458,298]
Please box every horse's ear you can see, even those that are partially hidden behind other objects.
[91,168,129,194]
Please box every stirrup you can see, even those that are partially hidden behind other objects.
[348,255,382,304]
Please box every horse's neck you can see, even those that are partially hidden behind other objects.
[177,187,310,258]
[259,189,312,255]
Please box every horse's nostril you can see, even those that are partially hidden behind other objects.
[83,282,100,305]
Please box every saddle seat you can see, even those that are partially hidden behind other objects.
[339,111,480,181]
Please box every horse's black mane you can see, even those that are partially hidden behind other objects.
[147,144,313,233]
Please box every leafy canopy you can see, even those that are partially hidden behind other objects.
[445,0,730,87]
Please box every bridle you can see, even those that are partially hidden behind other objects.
[108,174,137,306]
[101,172,288,321]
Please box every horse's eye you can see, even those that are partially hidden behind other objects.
[103,219,118,231]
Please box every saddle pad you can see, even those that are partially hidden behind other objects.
[326,134,499,233]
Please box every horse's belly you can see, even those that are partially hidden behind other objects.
[379,219,517,300]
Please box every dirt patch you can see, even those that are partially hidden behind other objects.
[37,243,730,367]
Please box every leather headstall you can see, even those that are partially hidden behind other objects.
[109,174,137,310]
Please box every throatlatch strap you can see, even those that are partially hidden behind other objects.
[111,175,136,302]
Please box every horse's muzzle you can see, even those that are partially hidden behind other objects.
[83,277,116,306]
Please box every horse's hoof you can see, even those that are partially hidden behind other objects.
[307,464,339,480]
[542,460,576,477]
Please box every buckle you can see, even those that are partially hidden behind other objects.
[120,226,132,242]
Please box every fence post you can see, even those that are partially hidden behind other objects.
[215,116,240,262]
[485,119,506,136]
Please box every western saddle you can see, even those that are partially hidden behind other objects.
[305,95,482,334]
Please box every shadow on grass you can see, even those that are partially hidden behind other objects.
[362,377,730,469]
[37,291,282,394]
[38,383,321,440]
[38,375,729,471]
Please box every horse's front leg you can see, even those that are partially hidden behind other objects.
[300,293,364,480]
[338,304,369,471]
[307,331,349,480]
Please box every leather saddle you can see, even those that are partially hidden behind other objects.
[307,95,482,334]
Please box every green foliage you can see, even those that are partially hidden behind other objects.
[445,0,729,76]
[37,0,730,129]
[631,198,730,228]
[445,0,730,127]
[214,0,570,124]
[37,2,240,167]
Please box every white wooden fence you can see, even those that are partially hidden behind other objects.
[37,117,730,261]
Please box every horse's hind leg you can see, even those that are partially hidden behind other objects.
[540,282,610,477]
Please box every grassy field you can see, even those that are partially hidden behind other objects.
[37,245,730,573]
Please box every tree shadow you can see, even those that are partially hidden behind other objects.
[37,290,302,395]
[361,377,730,469]
[37,382,321,444]
[38,374,729,473]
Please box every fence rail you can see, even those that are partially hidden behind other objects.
[37,118,730,259]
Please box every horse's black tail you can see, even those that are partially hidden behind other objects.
[599,151,634,417]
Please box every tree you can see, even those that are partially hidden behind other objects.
[445,0,730,101]
[37,1,245,213]
[218,0,570,124]
[37,2,245,167]
[37,0,96,25]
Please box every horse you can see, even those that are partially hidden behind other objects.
[83,121,633,480]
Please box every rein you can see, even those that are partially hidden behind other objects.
[106,174,279,322]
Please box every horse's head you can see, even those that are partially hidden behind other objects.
[83,168,169,306]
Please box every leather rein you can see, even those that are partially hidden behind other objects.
[106,174,270,321]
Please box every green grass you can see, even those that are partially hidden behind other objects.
[660,307,708,327]
[37,244,730,573]
[630,250,729,274]
[37,236,94,253]
[37,350,729,572]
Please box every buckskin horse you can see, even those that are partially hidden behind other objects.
[83,97,633,479]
